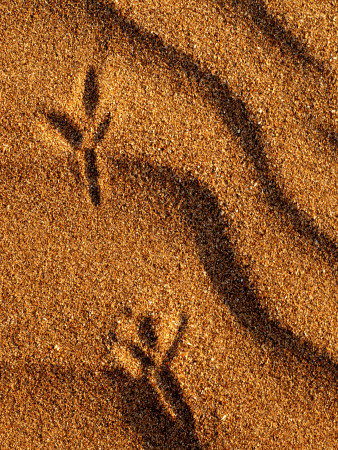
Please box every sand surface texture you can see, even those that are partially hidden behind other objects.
[0,1,337,448]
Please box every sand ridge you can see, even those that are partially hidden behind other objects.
[0,0,337,448]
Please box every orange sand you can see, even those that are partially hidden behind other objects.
[0,1,337,448]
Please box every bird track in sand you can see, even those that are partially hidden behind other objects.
[45,66,111,206]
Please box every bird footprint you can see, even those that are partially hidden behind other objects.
[106,311,189,421]
[45,66,111,206]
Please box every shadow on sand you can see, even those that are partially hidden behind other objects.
[109,156,338,381]
[84,0,338,266]
[98,154,337,445]
[214,0,329,75]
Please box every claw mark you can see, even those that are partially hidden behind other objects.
[83,66,100,118]
[46,111,83,148]
[94,112,111,143]
[129,343,155,369]
[138,315,158,350]
[84,147,101,206]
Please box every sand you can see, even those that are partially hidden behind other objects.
[0,0,337,448]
